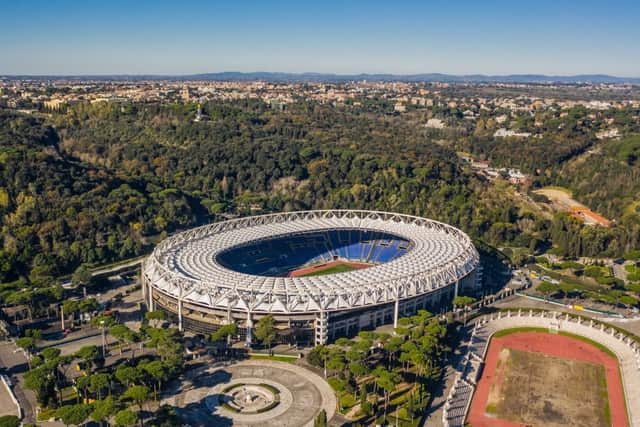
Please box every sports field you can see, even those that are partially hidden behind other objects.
[288,260,370,277]
[468,331,628,427]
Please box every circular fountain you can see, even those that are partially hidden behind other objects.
[228,385,276,412]
[218,382,281,414]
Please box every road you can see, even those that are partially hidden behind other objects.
[0,340,36,422]
[61,257,144,288]
[0,264,146,425]
[612,262,629,282]
[49,331,111,356]
[91,257,144,277]
[492,293,640,335]
[41,284,144,356]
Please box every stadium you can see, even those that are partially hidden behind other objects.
[141,210,480,345]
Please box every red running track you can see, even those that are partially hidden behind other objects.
[467,331,628,427]
[287,260,370,277]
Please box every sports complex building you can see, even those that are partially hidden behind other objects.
[142,210,481,345]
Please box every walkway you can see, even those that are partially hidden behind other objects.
[0,341,35,422]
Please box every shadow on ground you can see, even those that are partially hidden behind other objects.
[176,394,233,427]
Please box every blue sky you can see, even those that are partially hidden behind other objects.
[1,0,639,76]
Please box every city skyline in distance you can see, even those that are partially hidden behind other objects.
[3,71,640,84]
[2,0,639,77]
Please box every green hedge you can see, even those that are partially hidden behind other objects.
[222,383,244,393]
[221,403,241,413]
[559,261,584,270]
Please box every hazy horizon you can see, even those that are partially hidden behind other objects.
[2,71,640,78]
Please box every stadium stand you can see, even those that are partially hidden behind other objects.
[215,228,411,276]
[144,210,480,345]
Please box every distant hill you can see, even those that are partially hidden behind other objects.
[3,72,640,84]
[187,72,640,84]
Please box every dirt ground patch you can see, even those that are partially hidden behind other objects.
[486,348,510,411]
[534,187,611,226]
[535,187,585,210]
[468,331,628,427]
[485,347,608,427]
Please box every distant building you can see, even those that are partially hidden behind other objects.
[44,99,66,110]
[462,109,476,120]
[425,118,445,129]
[193,103,209,122]
[494,128,531,138]
[495,115,509,124]
[181,86,191,102]
[458,154,474,163]
[596,128,620,140]
[507,168,528,184]
[471,161,490,169]
[485,169,500,179]
[586,100,612,110]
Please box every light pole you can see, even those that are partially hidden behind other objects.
[100,320,106,358]
[60,304,65,331]
[323,353,328,379]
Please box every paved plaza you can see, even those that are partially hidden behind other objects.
[161,359,336,427]
[0,341,32,420]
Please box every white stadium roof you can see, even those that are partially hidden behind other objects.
[143,210,480,314]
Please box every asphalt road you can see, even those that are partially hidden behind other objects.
[0,341,36,422]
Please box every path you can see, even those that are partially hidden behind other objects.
[422,332,470,427]
[0,341,35,422]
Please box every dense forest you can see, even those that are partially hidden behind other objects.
[1,100,638,297]
[0,111,197,284]
[555,135,640,219]
[54,101,550,251]
[452,105,640,174]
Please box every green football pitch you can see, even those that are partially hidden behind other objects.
[296,263,359,277]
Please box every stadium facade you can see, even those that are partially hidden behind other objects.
[142,210,481,345]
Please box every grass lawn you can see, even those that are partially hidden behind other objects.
[624,201,640,218]
[531,264,629,305]
[532,264,604,291]
[625,264,640,281]
[339,393,357,412]
[492,327,548,338]
[298,263,359,277]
